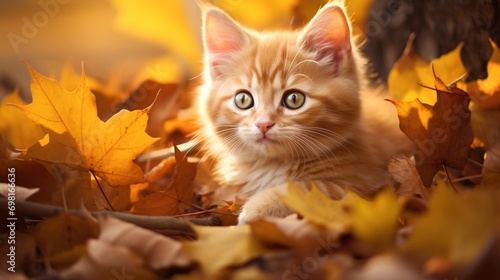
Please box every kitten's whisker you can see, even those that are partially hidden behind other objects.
[287,39,307,74]
[289,59,320,73]
[303,127,355,156]
[216,76,239,96]
[290,73,313,84]
[289,133,338,174]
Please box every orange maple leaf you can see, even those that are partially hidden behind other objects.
[387,70,474,187]
[12,63,159,186]
[132,146,196,216]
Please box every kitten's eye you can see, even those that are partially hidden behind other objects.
[234,91,254,110]
[282,91,306,109]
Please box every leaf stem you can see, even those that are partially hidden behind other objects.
[442,164,458,193]
[90,170,115,211]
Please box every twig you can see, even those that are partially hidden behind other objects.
[452,174,483,183]
[0,197,225,232]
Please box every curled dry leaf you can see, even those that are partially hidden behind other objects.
[250,218,343,254]
[60,239,158,280]
[388,156,429,200]
[98,215,191,270]
[0,184,39,201]
[388,71,474,187]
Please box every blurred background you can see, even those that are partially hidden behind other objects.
[1,0,498,125]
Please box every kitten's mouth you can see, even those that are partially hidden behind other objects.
[256,134,275,143]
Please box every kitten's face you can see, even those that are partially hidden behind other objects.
[199,4,362,160]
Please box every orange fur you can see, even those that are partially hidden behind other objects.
[196,3,414,224]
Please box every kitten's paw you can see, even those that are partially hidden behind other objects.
[237,187,292,225]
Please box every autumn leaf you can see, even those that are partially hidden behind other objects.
[387,71,474,187]
[388,35,466,104]
[0,184,39,201]
[60,239,158,280]
[388,156,429,200]
[34,214,99,258]
[0,89,44,149]
[132,146,195,216]
[213,198,243,226]
[280,182,350,228]
[402,185,500,273]
[281,183,402,253]
[98,216,191,270]
[182,225,270,277]
[348,188,403,254]
[13,63,159,186]
[466,40,500,109]
[250,217,342,254]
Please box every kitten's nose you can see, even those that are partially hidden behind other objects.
[255,121,275,134]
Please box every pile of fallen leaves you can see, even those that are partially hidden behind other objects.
[1,1,500,280]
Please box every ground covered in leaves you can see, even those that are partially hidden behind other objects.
[1,0,500,279]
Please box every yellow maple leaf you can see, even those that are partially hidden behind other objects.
[388,37,466,104]
[280,182,350,228]
[348,188,403,253]
[281,183,403,253]
[182,225,270,277]
[402,184,500,270]
[466,41,500,109]
[13,64,159,186]
[0,89,44,149]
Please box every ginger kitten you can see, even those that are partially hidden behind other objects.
[196,2,413,224]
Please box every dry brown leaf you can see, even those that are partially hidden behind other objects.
[132,146,196,216]
[60,239,158,280]
[213,198,244,226]
[388,71,474,187]
[250,218,342,254]
[98,216,191,270]
[388,156,430,200]
[0,184,38,201]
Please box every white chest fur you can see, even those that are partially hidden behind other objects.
[218,156,293,199]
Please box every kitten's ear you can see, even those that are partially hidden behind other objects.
[298,4,351,61]
[203,9,249,77]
